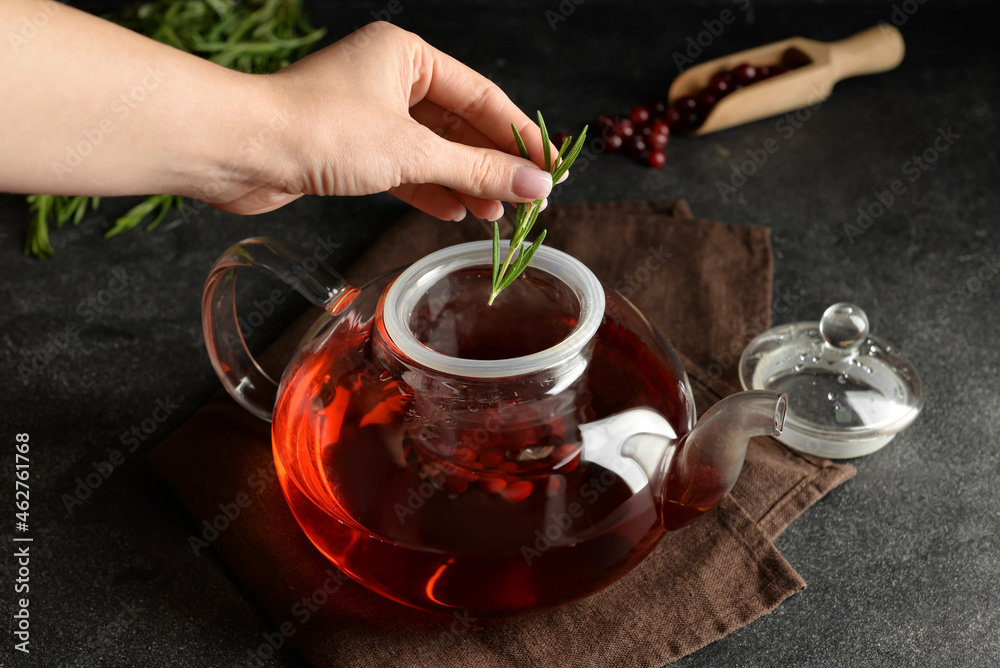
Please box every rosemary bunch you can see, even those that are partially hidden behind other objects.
[23,0,325,258]
[115,0,325,73]
[489,112,587,305]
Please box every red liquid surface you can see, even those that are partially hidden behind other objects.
[273,275,709,616]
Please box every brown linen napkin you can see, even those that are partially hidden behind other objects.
[149,200,855,667]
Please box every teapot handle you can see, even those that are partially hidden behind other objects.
[201,237,349,422]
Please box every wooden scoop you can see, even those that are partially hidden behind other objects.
[668,25,905,135]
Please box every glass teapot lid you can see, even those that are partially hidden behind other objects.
[739,303,923,459]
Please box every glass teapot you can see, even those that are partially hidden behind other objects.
[202,237,786,617]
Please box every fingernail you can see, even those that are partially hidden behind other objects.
[488,202,504,221]
[539,199,548,212]
[556,171,569,185]
[512,167,552,200]
[453,207,467,222]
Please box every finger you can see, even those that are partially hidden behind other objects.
[453,191,504,221]
[409,99,499,151]
[402,124,553,203]
[409,39,558,168]
[410,100,567,181]
[408,100,514,218]
[389,183,467,221]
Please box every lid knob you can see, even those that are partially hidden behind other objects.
[820,303,869,353]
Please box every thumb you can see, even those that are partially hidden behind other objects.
[410,130,554,203]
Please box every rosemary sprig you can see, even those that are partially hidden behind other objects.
[488,111,587,305]
[104,194,186,238]
[23,0,325,258]
[25,195,101,258]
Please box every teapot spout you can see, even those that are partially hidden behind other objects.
[663,391,786,530]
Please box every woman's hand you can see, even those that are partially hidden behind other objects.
[213,22,555,221]
[0,3,554,221]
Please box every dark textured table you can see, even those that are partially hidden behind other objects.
[2,1,998,666]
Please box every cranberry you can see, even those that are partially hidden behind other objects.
[478,478,507,493]
[604,133,623,154]
[624,134,647,157]
[651,120,670,137]
[553,444,578,462]
[647,149,667,169]
[630,105,651,125]
[649,132,668,149]
[673,96,698,112]
[640,125,653,139]
[454,447,476,464]
[596,114,616,132]
[480,451,504,467]
[502,480,533,502]
[707,71,733,97]
[732,63,757,86]
[664,107,682,128]
[552,131,570,149]
[650,99,668,116]
[546,476,563,497]
[770,64,788,76]
[676,110,704,134]
[696,90,718,112]
[613,118,634,138]
[755,65,772,80]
